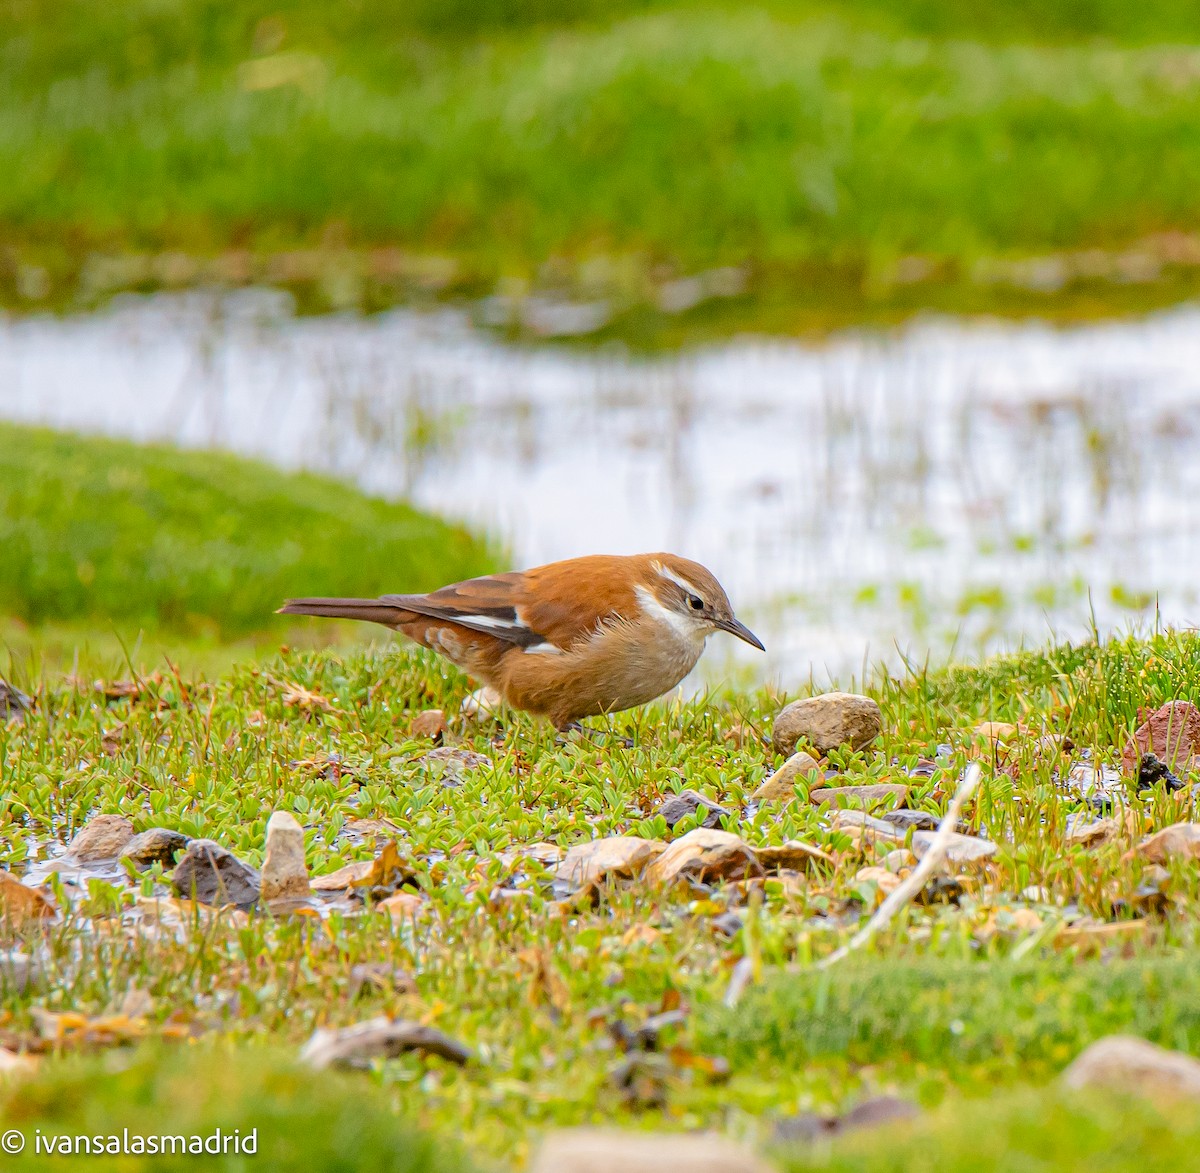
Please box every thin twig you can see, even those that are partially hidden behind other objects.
[724,762,985,1007]
[814,762,983,970]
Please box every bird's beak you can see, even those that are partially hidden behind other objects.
[717,615,765,651]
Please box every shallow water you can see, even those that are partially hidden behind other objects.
[4,291,1200,687]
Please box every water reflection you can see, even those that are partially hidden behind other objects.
[3,291,1200,685]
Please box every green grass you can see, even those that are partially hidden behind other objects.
[4,0,1200,327]
[0,424,495,637]
[775,1086,1200,1172]
[0,1045,470,1171]
[712,957,1200,1078]
[4,628,1200,1167]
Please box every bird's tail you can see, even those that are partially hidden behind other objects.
[277,597,410,629]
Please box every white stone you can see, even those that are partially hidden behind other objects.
[260,811,310,902]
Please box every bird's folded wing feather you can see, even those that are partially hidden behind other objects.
[387,557,642,652]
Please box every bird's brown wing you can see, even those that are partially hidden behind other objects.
[379,572,540,646]
[506,555,644,650]
[391,555,645,651]
[282,555,647,651]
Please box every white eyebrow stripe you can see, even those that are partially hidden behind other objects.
[653,563,702,597]
[636,584,705,644]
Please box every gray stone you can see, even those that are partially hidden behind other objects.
[67,815,135,861]
[1063,1035,1200,1099]
[260,811,310,902]
[418,746,489,786]
[883,809,938,832]
[773,1095,920,1143]
[911,829,997,863]
[171,839,260,909]
[0,680,32,720]
[656,789,728,830]
[773,692,882,757]
[120,828,190,868]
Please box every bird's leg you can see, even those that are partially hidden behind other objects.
[555,721,634,749]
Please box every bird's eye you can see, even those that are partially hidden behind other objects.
[688,594,704,612]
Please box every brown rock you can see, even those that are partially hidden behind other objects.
[755,840,834,872]
[0,873,56,926]
[809,783,909,809]
[1055,920,1148,955]
[379,891,424,922]
[311,860,375,891]
[854,866,902,899]
[1123,701,1200,772]
[530,1130,772,1173]
[67,815,135,861]
[1129,822,1200,864]
[1065,809,1138,850]
[773,692,882,757]
[300,1017,472,1070]
[751,751,821,803]
[260,811,310,903]
[1063,1035,1200,1099]
[645,829,762,887]
[410,708,446,739]
[555,837,665,891]
[343,817,401,842]
[120,828,189,868]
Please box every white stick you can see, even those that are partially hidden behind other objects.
[814,762,983,970]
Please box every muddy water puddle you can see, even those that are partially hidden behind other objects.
[3,291,1199,686]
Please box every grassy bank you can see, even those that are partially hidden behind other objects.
[4,1,1200,332]
[3,629,1200,1167]
[0,424,495,640]
[0,1045,470,1171]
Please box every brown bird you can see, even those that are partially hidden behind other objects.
[279,553,763,731]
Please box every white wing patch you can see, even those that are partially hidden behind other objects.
[455,613,527,633]
[522,641,564,655]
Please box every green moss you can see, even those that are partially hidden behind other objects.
[0,424,496,635]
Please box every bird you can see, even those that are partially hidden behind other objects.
[279,552,764,731]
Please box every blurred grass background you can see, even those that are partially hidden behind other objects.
[3,0,1200,315]
[0,424,495,652]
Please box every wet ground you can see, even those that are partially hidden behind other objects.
[4,291,1200,686]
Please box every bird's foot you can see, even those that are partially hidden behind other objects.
[556,722,634,749]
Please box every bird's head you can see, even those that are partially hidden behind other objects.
[640,555,765,651]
